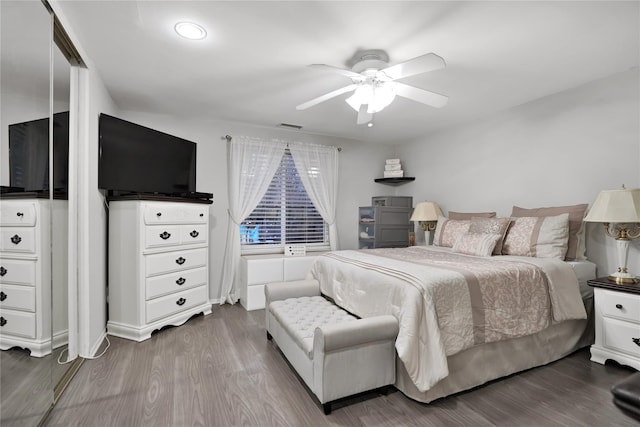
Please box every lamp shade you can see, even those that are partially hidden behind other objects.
[584,188,640,223]
[410,202,443,222]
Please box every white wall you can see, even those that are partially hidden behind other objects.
[114,112,393,301]
[396,69,640,277]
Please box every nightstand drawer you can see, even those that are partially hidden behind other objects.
[0,284,35,312]
[0,309,36,339]
[0,228,36,253]
[600,289,640,323]
[603,317,640,357]
[145,285,208,323]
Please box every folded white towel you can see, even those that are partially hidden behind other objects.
[385,158,401,165]
[384,170,404,178]
[385,164,402,171]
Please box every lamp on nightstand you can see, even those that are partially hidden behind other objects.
[584,186,640,284]
[410,201,443,245]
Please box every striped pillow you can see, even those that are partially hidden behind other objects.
[452,233,501,257]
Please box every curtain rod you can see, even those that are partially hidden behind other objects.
[222,134,342,152]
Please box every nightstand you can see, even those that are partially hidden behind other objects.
[589,277,640,370]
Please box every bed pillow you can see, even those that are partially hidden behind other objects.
[502,213,570,259]
[468,217,511,255]
[433,217,471,248]
[510,204,588,261]
[452,232,501,257]
[448,211,496,220]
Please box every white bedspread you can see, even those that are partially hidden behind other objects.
[309,246,586,392]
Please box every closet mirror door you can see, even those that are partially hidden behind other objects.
[0,1,54,425]
[51,31,71,398]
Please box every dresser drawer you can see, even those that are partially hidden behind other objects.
[145,248,207,277]
[603,317,640,357]
[143,204,208,225]
[0,202,37,227]
[0,309,36,338]
[146,285,208,323]
[145,224,208,249]
[0,284,35,312]
[180,224,207,245]
[0,228,36,253]
[0,258,36,285]
[146,267,207,300]
[145,225,181,248]
[599,289,640,323]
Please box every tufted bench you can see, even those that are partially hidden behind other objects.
[265,279,398,414]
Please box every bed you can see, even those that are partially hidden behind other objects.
[308,206,595,403]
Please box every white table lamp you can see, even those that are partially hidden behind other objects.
[410,202,442,245]
[584,186,640,284]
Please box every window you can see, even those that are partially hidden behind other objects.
[241,150,328,251]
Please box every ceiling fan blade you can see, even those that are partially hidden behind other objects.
[308,64,362,79]
[356,104,373,125]
[394,82,448,108]
[296,84,358,110]
[381,53,446,80]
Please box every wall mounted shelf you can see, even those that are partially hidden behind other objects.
[374,177,415,186]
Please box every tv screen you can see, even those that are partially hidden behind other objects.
[9,111,69,193]
[98,114,196,195]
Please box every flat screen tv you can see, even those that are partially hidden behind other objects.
[98,114,196,195]
[8,111,69,194]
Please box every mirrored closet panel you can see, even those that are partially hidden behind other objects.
[0,1,76,425]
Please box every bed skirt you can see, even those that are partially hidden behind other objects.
[396,316,593,403]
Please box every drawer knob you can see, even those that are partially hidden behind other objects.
[176,257,186,265]
[0,317,6,327]
[176,277,186,286]
[160,231,171,240]
[156,212,162,217]
[633,338,640,347]
[0,291,6,302]
[615,304,623,310]
[190,230,199,238]
[16,212,24,217]
[10,234,22,245]
[176,297,186,306]
[0,266,6,277]
[199,213,204,217]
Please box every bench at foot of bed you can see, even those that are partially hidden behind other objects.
[264,279,398,414]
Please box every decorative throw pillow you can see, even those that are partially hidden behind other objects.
[510,204,588,261]
[433,217,471,248]
[452,232,501,257]
[448,211,497,220]
[468,217,511,255]
[502,213,570,259]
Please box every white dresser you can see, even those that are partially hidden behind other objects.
[0,198,68,357]
[107,199,212,342]
[589,278,640,370]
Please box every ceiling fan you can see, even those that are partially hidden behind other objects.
[296,49,448,125]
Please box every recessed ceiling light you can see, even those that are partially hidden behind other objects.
[175,22,207,40]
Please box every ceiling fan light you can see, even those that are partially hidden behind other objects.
[370,82,396,113]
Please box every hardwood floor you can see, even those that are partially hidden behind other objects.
[44,305,637,427]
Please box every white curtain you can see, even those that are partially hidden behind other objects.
[289,142,340,250]
[220,136,286,304]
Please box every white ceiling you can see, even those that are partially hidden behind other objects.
[55,0,639,144]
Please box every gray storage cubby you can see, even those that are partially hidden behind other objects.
[359,204,412,249]
[371,196,413,207]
